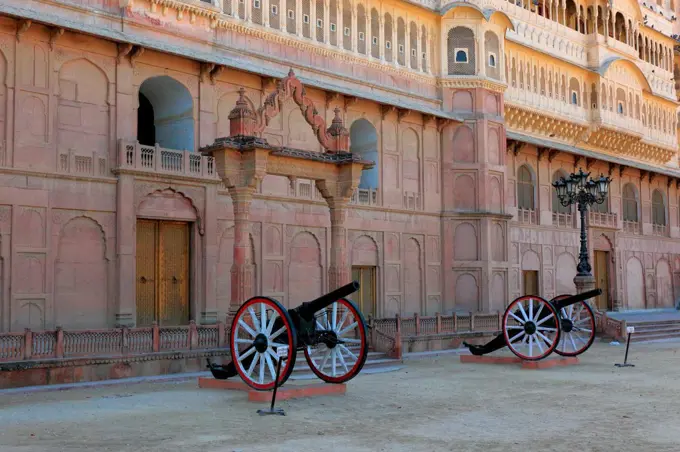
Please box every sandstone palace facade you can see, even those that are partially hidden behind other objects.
[0,0,679,333]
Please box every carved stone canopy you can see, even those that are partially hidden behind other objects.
[201,135,373,201]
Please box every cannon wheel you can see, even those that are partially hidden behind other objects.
[230,296,298,391]
[550,294,596,357]
[303,298,369,384]
[503,295,561,361]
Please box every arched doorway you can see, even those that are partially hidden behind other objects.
[349,119,378,190]
[137,76,194,151]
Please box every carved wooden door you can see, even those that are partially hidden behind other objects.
[594,251,610,311]
[351,266,376,318]
[136,219,190,326]
[523,271,539,296]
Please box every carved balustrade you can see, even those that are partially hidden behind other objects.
[623,220,640,234]
[588,211,617,229]
[117,140,220,180]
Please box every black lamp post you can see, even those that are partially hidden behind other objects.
[552,169,612,277]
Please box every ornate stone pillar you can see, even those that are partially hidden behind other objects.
[327,198,350,290]
[229,186,256,311]
[116,174,136,327]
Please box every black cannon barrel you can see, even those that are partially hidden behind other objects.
[552,288,603,310]
[292,280,361,321]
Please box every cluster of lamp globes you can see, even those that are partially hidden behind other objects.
[551,169,612,205]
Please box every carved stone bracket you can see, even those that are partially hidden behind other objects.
[381,105,396,120]
[619,165,626,178]
[608,162,617,176]
[200,62,216,83]
[585,157,596,170]
[397,109,411,123]
[639,170,649,182]
[16,20,31,42]
[343,96,357,112]
[210,65,225,84]
[547,149,559,162]
[667,177,674,188]
[423,115,437,127]
[49,27,65,51]
[117,43,134,64]
[436,118,452,133]
[129,46,145,68]
[325,92,340,110]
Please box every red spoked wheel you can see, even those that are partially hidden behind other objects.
[303,298,368,384]
[503,295,561,361]
[229,296,298,391]
[551,294,596,357]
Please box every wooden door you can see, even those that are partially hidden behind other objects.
[136,219,190,326]
[594,251,610,311]
[523,271,539,296]
[351,266,376,318]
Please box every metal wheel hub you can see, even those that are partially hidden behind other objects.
[561,318,574,333]
[253,333,268,353]
[523,321,537,335]
[319,330,340,349]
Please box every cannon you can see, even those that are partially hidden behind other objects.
[463,289,601,361]
[207,281,368,390]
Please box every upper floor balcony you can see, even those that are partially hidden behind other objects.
[117,140,221,181]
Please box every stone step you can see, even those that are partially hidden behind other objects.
[289,350,402,380]
[630,331,680,343]
[626,325,680,334]
[626,319,680,327]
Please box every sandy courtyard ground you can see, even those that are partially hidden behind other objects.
[1,340,679,452]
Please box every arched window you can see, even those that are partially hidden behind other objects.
[138,76,195,151]
[552,171,570,214]
[447,27,475,75]
[350,119,379,189]
[571,92,578,105]
[622,183,638,222]
[517,165,535,210]
[485,31,500,80]
[652,190,666,226]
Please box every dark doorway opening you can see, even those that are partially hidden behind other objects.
[137,92,156,146]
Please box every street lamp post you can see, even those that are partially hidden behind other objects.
[552,169,612,281]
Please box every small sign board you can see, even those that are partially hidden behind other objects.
[626,326,635,334]
[277,346,289,359]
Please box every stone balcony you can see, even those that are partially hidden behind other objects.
[350,188,379,206]
[588,211,617,229]
[623,220,640,235]
[517,208,537,225]
[117,140,221,181]
[652,223,668,237]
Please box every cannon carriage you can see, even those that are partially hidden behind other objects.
[208,281,368,390]
[464,289,601,361]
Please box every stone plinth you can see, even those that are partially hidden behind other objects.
[197,377,347,402]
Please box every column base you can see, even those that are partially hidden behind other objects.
[573,274,596,294]
[115,312,135,328]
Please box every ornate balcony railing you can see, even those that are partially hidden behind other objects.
[517,208,537,225]
[652,223,668,237]
[552,212,573,228]
[623,220,640,234]
[117,140,220,180]
[403,191,421,210]
[350,188,379,206]
[588,211,617,228]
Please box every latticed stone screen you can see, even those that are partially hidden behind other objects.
[622,184,638,221]
[421,26,427,71]
[448,27,474,75]
[270,0,280,29]
[357,5,366,54]
[569,77,581,106]
[316,0,324,42]
[223,0,232,15]
[238,0,245,20]
[252,0,263,24]
[302,0,311,38]
[484,31,499,80]
[343,0,352,50]
[286,0,296,33]
[616,87,626,114]
[397,18,405,66]
[371,8,379,58]
[517,166,535,210]
[384,13,393,63]
[409,22,417,68]
[330,0,338,46]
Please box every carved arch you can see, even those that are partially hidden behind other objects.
[134,186,204,235]
[55,56,113,86]
[253,69,349,152]
[55,215,109,261]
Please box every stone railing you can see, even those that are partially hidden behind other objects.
[0,321,226,362]
[552,212,573,228]
[117,140,220,180]
[517,208,537,225]
[367,311,502,359]
[593,311,626,341]
[58,149,108,177]
[505,85,589,124]
[623,220,640,234]
[652,223,668,237]
[350,188,379,206]
[403,191,421,210]
[589,211,617,228]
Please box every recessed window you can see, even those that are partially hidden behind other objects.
[344,26,350,36]
[488,52,496,67]
[398,44,404,53]
[454,48,468,63]
[287,9,294,18]
[386,40,391,49]
[411,48,416,57]
[617,102,625,114]
[239,0,244,4]
[253,0,260,7]
[271,4,278,14]
[372,36,378,45]
[317,18,323,28]
[422,52,426,59]
[330,23,336,32]
[303,14,309,23]
[359,31,365,41]
[571,91,578,105]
